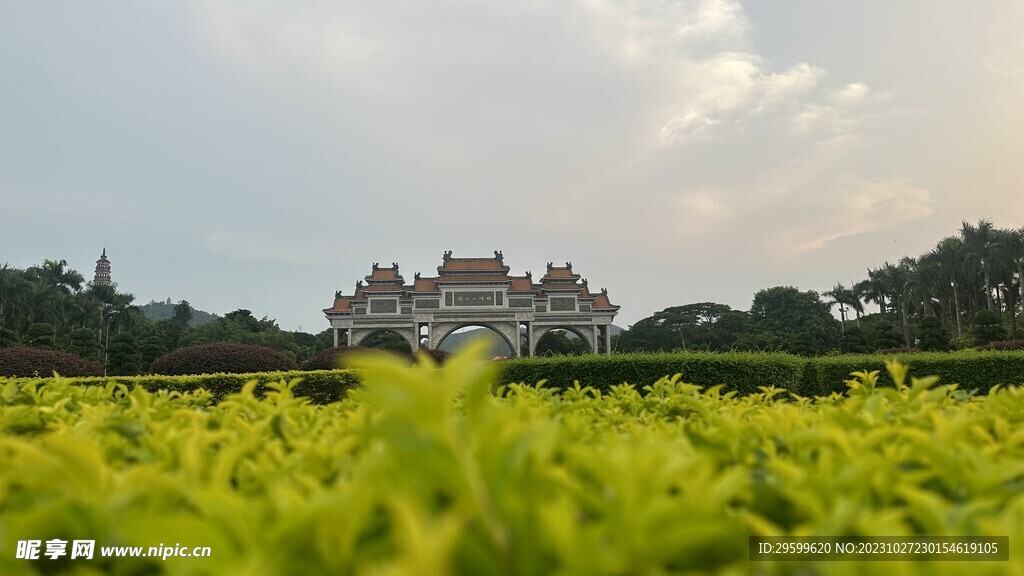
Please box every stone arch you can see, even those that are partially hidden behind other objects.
[431,322,520,357]
[531,325,595,356]
[350,327,418,351]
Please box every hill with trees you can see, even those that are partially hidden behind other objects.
[139,300,218,326]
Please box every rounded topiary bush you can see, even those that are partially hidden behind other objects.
[150,343,298,375]
[300,346,372,371]
[0,346,104,377]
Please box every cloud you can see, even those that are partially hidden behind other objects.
[770,178,934,258]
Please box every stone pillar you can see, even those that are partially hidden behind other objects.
[333,328,338,347]
[592,325,599,355]
[527,323,535,357]
[604,325,612,355]
[346,329,352,346]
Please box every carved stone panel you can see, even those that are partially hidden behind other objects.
[370,299,397,313]
[550,297,576,312]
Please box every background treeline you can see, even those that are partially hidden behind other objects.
[615,220,1023,355]
[3,218,1021,373]
[0,259,334,375]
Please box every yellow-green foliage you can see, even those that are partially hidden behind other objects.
[1,342,1023,575]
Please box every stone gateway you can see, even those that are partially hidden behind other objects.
[323,252,619,357]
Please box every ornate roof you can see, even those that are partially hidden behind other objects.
[325,252,617,316]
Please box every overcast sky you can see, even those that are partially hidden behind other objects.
[2,1,1021,332]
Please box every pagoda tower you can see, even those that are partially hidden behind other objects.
[94,248,111,286]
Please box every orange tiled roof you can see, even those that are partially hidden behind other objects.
[413,278,439,292]
[509,277,534,291]
[323,298,352,313]
[361,285,404,292]
[434,275,512,283]
[368,269,401,280]
[439,259,506,271]
[544,268,578,279]
[592,293,619,310]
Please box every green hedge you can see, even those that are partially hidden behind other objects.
[8,350,1023,403]
[803,350,1024,396]
[5,369,359,405]
[497,350,1024,397]
[496,351,807,395]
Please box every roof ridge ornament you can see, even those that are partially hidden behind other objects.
[443,250,452,261]
[494,250,503,263]
[372,262,379,271]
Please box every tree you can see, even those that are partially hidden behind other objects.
[26,323,56,350]
[839,325,870,353]
[931,236,967,338]
[168,300,193,348]
[871,321,904,350]
[961,219,998,311]
[749,286,841,354]
[139,335,167,372]
[68,327,101,360]
[970,310,1007,345]
[917,316,951,352]
[107,332,142,376]
[616,303,737,352]
[0,327,19,348]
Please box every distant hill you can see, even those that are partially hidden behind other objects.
[139,300,218,327]
[437,324,623,356]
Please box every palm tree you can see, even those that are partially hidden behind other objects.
[931,236,967,338]
[861,268,889,317]
[881,259,914,346]
[991,227,1021,338]
[961,219,998,311]
[824,283,850,332]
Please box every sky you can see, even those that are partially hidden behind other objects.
[1,0,1022,332]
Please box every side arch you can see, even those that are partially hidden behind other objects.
[350,327,418,351]
[530,325,595,356]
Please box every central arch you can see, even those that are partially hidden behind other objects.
[431,322,519,357]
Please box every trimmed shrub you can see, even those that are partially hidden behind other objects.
[6,369,360,405]
[300,345,372,371]
[68,327,101,360]
[976,340,1024,351]
[26,323,56,350]
[497,351,807,396]
[876,347,921,355]
[917,316,951,352]
[806,350,1024,396]
[0,346,104,377]
[839,326,870,354]
[871,321,904,350]
[150,343,298,375]
[0,327,20,348]
[107,332,143,376]
[971,310,1008,345]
